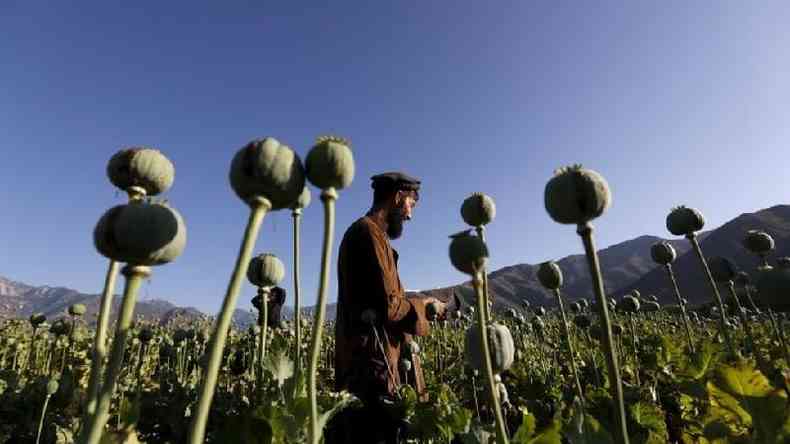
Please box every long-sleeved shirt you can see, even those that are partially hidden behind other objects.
[334,215,429,401]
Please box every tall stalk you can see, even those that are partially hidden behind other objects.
[475,226,493,322]
[727,282,758,356]
[664,264,694,353]
[307,188,336,444]
[79,265,150,444]
[188,197,271,444]
[472,271,509,444]
[85,260,120,417]
[292,208,303,387]
[554,288,585,407]
[257,287,269,391]
[686,234,734,355]
[578,222,629,444]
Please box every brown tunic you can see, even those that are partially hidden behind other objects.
[334,215,430,402]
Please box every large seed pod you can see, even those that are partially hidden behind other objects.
[51,319,71,337]
[290,186,312,211]
[616,295,640,313]
[666,206,705,236]
[107,147,175,196]
[544,164,611,225]
[139,328,154,343]
[734,271,751,287]
[68,304,87,317]
[305,135,355,190]
[743,230,775,255]
[642,301,660,313]
[29,313,46,327]
[448,230,488,275]
[708,256,737,283]
[464,323,515,374]
[247,253,285,288]
[94,201,187,266]
[229,137,306,210]
[755,260,790,312]
[537,261,563,290]
[650,241,676,265]
[461,192,496,227]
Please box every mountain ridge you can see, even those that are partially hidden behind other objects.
[3,204,788,322]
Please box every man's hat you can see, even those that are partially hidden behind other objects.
[370,171,421,192]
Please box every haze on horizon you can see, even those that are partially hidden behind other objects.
[1,2,788,313]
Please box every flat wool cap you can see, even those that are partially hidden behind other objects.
[370,171,421,192]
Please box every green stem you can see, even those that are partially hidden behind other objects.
[665,264,695,353]
[79,265,149,444]
[187,197,270,444]
[36,395,52,444]
[727,281,758,357]
[742,285,760,312]
[554,289,585,407]
[475,226,493,322]
[308,188,337,444]
[293,209,303,392]
[473,272,509,444]
[767,309,790,368]
[629,314,640,386]
[85,260,120,417]
[687,234,734,356]
[258,287,269,392]
[578,222,629,444]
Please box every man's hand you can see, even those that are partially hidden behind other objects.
[424,298,447,321]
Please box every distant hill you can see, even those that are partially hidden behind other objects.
[4,205,789,323]
[0,275,336,328]
[409,205,789,310]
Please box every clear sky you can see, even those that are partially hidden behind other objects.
[2,1,788,313]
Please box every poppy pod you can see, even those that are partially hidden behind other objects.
[537,261,563,290]
[708,256,738,283]
[290,186,312,211]
[755,260,790,312]
[643,301,660,313]
[734,271,751,287]
[304,136,355,190]
[743,230,775,255]
[94,201,187,266]
[29,313,46,327]
[666,206,705,236]
[107,147,175,197]
[617,295,640,313]
[448,230,489,275]
[651,242,677,265]
[69,304,87,317]
[464,323,515,374]
[229,137,306,209]
[461,192,496,227]
[139,328,154,343]
[247,253,285,288]
[544,165,611,225]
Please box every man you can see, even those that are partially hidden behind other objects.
[266,286,286,329]
[329,172,447,444]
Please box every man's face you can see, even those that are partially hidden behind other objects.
[386,191,417,239]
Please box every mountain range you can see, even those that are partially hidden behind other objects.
[3,205,789,325]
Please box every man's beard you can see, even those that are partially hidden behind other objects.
[386,207,405,239]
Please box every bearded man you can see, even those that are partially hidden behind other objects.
[328,172,447,444]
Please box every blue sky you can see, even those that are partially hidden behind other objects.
[2,1,788,313]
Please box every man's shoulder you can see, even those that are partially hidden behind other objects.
[343,216,378,240]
